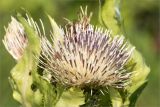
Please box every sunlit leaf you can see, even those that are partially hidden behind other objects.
[101,0,122,35]
[55,88,85,107]
[9,14,43,107]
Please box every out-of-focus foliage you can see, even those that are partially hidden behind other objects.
[0,0,159,107]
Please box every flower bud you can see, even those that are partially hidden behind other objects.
[3,17,28,60]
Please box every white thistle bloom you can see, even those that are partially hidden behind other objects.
[3,17,28,60]
[39,7,134,88]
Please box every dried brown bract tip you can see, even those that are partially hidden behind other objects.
[39,7,134,88]
[78,6,93,26]
[3,17,28,60]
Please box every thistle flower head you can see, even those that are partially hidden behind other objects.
[40,7,134,88]
[3,17,28,60]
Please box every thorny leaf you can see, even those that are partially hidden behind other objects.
[17,15,66,107]
[101,0,122,35]
[9,14,43,107]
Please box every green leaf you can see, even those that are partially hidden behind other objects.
[101,1,150,106]
[9,15,43,107]
[55,88,85,107]
[109,87,123,107]
[17,15,63,107]
[101,0,122,35]
[129,81,148,107]
[127,50,150,94]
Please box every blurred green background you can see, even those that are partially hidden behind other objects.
[0,0,159,107]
